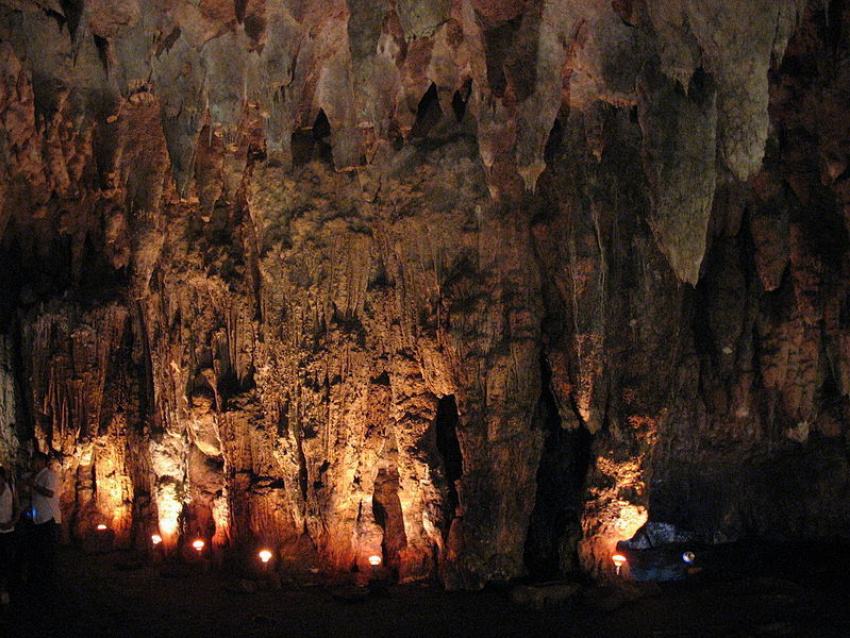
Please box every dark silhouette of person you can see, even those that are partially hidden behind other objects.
[0,466,20,603]
[21,452,61,587]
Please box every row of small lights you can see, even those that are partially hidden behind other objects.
[106,526,714,578]
[97,526,275,564]
[113,523,618,574]
[155,533,275,563]
[97,524,382,568]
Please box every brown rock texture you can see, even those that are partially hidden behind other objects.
[0,0,849,587]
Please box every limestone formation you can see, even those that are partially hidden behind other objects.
[0,0,848,588]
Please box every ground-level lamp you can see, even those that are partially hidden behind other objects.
[366,555,387,595]
[368,554,382,574]
[192,539,205,558]
[150,534,164,562]
[91,524,114,553]
[612,553,627,576]
[259,549,273,573]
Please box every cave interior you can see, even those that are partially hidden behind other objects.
[0,0,849,601]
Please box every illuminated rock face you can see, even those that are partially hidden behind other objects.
[0,1,849,587]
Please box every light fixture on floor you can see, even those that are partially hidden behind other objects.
[612,553,627,576]
[259,549,273,574]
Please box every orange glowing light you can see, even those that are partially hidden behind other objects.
[151,534,163,545]
[158,517,179,538]
[154,484,182,545]
[192,539,205,553]
[96,524,108,531]
[612,553,627,576]
[259,549,273,564]
[368,555,382,567]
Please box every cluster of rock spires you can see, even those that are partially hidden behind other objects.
[0,0,848,588]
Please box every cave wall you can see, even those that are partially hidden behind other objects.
[0,0,849,587]
[0,334,18,466]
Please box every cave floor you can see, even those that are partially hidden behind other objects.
[3,542,849,638]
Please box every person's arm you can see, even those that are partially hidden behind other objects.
[25,473,55,497]
[31,483,54,497]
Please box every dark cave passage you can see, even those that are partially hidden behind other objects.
[434,395,463,535]
[410,83,443,139]
[373,466,407,573]
[451,79,472,122]
[292,109,333,166]
[524,359,592,580]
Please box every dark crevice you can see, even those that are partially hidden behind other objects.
[371,371,390,386]
[410,83,442,139]
[435,395,463,537]
[291,110,333,166]
[372,467,407,576]
[687,67,714,104]
[93,35,110,73]
[451,79,472,122]
[798,190,848,276]
[244,15,266,41]
[312,110,333,163]
[611,0,638,26]
[692,275,716,362]
[543,118,564,165]
[235,0,248,23]
[524,356,592,580]
[58,0,83,38]
[9,317,32,464]
[296,424,309,502]
[43,8,67,30]
[0,235,24,332]
[156,27,182,57]
[828,0,845,50]
[481,15,524,99]
[133,302,155,429]
[0,220,68,304]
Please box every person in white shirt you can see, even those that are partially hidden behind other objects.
[22,451,61,585]
[0,466,20,603]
